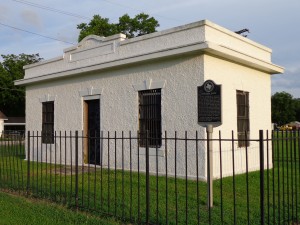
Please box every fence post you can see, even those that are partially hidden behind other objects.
[145,130,150,224]
[206,125,213,208]
[27,131,30,196]
[259,130,265,225]
[75,130,79,209]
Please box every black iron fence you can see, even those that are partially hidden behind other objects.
[0,130,299,225]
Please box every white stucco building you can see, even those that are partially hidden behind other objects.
[15,20,283,180]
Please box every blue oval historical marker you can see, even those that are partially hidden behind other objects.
[198,80,222,126]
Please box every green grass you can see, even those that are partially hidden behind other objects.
[0,191,120,225]
[0,134,300,224]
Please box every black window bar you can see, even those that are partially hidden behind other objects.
[42,101,54,144]
[138,89,162,147]
[236,90,250,147]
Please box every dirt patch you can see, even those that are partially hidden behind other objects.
[50,165,94,175]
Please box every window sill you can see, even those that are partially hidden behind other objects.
[138,147,165,157]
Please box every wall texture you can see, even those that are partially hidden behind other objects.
[26,55,208,179]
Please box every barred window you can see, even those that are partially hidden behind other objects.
[42,101,54,144]
[237,90,250,147]
[139,89,162,147]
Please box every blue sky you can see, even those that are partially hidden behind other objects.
[1,0,300,97]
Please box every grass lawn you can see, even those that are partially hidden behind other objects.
[0,133,300,224]
[0,191,120,225]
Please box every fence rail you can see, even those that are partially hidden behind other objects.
[0,130,299,225]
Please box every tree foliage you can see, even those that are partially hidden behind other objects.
[271,91,297,125]
[77,13,159,42]
[0,53,42,116]
[295,98,300,121]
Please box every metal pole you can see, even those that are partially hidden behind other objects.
[206,124,213,208]
[75,131,79,209]
[27,131,30,197]
[259,130,265,225]
[145,130,150,224]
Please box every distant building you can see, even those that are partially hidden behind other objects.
[0,111,25,136]
[16,20,283,179]
[4,117,25,132]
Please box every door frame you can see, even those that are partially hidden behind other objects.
[83,95,101,164]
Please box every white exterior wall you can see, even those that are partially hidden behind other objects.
[26,55,208,179]
[204,55,272,177]
[26,55,204,132]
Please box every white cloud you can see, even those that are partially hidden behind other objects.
[20,9,43,29]
[148,0,207,15]
[0,4,9,20]
[272,67,300,97]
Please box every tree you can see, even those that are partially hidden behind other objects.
[77,13,159,42]
[294,98,300,121]
[271,91,296,125]
[0,53,42,116]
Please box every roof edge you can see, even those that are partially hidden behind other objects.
[15,41,283,86]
